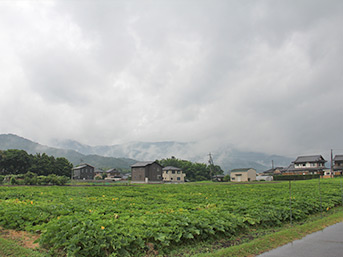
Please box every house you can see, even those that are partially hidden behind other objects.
[104,168,122,181]
[333,155,343,176]
[230,168,256,182]
[94,169,105,179]
[262,167,283,175]
[72,163,95,180]
[212,174,225,182]
[283,155,326,175]
[131,161,163,183]
[162,166,186,183]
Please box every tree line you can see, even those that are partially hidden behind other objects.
[0,149,73,177]
[158,157,224,181]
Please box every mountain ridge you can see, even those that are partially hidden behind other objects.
[51,138,294,172]
[0,134,137,170]
[0,134,294,172]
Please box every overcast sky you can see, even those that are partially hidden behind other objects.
[0,0,342,157]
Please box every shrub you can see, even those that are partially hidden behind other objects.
[10,177,18,185]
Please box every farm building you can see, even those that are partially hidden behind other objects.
[72,163,95,180]
[131,161,163,183]
[162,166,186,182]
[230,168,256,182]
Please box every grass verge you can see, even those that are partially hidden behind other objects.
[195,207,343,257]
[0,237,46,257]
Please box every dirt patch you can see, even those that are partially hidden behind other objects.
[0,227,40,249]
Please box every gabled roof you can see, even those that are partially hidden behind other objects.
[73,163,95,170]
[293,155,326,164]
[231,168,255,173]
[106,168,119,173]
[262,167,284,174]
[334,155,343,162]
[131,161,161,168]
[162,166,181,171]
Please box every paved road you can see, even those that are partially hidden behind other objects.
[257,222,343,257]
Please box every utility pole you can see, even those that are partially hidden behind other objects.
[208,153,214,178]
[331,149,333,178]
[272,160,274,170]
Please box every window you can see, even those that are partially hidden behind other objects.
[177,171,180,174]
[172,171,175,174]
[236,174,242,176]
[177,177,180,181]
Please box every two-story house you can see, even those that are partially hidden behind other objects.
[131,161,163,183]
[284,155,326,175]
[333,155,343,175]
[162,166,186,183]
[72,163,95,180]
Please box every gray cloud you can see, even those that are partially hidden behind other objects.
[0,0,342,157]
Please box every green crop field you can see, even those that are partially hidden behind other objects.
[1,179,343,256]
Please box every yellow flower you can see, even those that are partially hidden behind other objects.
[89,210,92,213]
[101,226,105,230]
[327,207,330,211]
[30,201,33,205]
[102,195,105,197]
[57,217,60,220]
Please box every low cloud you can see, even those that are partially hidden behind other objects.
[0,0,342,157]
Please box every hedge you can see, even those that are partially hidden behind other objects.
[273,174,320,181]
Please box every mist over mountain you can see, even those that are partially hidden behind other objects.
[51,138,294,172]
[0,134,294,172]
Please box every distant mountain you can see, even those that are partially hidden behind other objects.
[0,134,137,170]
[0,134,294,172]
[52,139,294,172]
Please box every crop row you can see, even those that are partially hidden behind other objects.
[0,179,343,256]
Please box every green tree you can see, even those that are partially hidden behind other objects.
[54,157,73,177]
[30,153,53,176]
[158,157,224,182]
[0,149,32,175]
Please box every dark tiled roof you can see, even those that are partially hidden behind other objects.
[131,161,157,167]
[263,167,284,173]
[231,168,255,173]
[162,166,181,171]
[334,155,343,162]
[73,163,94,170]
[293,155,326,164]
[106,168,118,173]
